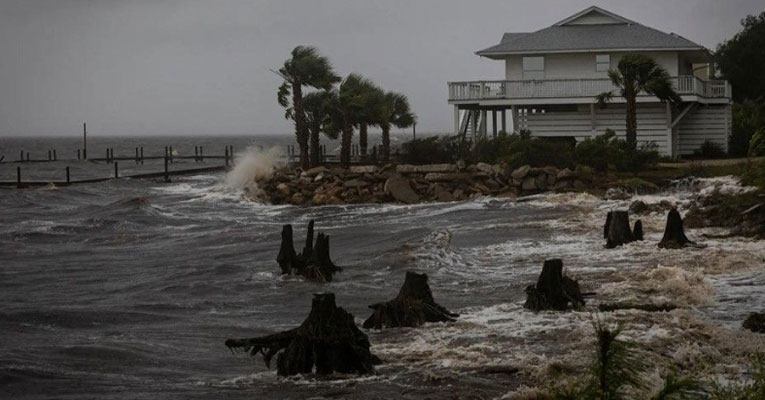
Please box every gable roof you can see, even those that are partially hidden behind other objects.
[477,6,706,58]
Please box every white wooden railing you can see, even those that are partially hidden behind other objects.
[448,76,731,101]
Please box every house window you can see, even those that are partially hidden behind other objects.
[596,54,610,72]
[522,56,545,80]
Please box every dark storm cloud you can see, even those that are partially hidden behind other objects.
[0,0,761,136]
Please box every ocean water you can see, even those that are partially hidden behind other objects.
[1,136,764,399]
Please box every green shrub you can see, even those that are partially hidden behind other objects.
[575,130,659,172]
[749,127,765,157]
[501,136,576,169]
[693,140,727,159]
[470,131,519,164]
[731,101,765,157]
[400,136,463,164]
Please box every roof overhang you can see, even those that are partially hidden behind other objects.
[476,47,707,59]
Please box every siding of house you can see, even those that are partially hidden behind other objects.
[517,103,673,155]
[505,51,679,81]
[677,104,732,155]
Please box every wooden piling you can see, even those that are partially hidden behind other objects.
[53,149,57,161]
[66,167,70,183]
[194,146,199,162]
[77,149,81,160]
[114,162,119,178]
[17,166,21,185]
[83,122,88,160]
[225,147,229,167]
[135,147,139,164]
[26,152,29,161]
[48,150,52,161]
[140,147,144,164]
[169,146,174,163]
[199,146,203,162]
[164,155,169,182]
[106,148,110,163]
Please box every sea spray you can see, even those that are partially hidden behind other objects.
[224,146,284,199]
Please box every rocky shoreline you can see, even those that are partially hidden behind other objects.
[251,163,600,206]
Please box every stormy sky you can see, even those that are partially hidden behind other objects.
[0,0,761,137]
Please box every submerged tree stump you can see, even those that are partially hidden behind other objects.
[363,271,458,329]
[658,209,700,249]
[276,220,341,282]
[604,211,638,248]
[225,293,379,376]
[632,220,644,241]
[524,259,585,311]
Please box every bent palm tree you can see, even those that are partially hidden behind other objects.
[378,92,416,161]
[302,91,332,167]
[277,46,340,169]
[596,54,682,149]
[324,74,382,167]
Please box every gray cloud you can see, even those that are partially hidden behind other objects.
[0,0,761,137]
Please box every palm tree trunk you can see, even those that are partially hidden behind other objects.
[340,120,353,168]
[625,90,638,150]
[309,123,321,167]
[292,85,310,170]
[359,123,368,160]
[381,124,391,162]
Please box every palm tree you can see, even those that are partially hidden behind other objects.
[377,91,416,161]
[596,54,682,149]
[277,46,340,169]
[302,91,332,167]
[324,74,382,167]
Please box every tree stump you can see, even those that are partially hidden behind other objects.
[524,259,585,311]
[658,209,700,249]
[225,293,380,376]
[363,271,458,329]
[632,220,644,241]
[276,220,341,282]
[604,211,635,248]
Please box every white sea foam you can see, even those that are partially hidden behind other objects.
[224,146,284,198]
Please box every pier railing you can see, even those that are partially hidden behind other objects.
[447,76,731,101]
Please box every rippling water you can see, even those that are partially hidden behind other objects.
[2,137,764,399]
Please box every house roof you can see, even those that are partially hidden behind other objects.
[477,6,707,58]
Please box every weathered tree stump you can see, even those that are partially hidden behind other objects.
[632,220,644,241]
[363,271,458,329]
[524,259,585,311]
[743,312,765,333]
[658,209,701,249]
[276,220,341,282]
[604,211,636,248]
[225,292,380,376]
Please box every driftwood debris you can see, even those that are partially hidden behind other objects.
[658,209,702,249]
[604,211,643,248]
[276,220,341,282]
[363,271,458,329]
[225,293,380,376]
[524,259,585,311]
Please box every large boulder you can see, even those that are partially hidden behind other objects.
[511,165,531,180]
[384,175,420,204]
[349,165,378,174]
[396,164,457,174]
[424,172,471,182]
[303,166,329,177]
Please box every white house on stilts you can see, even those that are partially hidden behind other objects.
[448,6,732,157]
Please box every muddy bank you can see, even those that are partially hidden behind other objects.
[248,163,604,206]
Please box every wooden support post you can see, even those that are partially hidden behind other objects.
[199,146,203,162]
[114,162,119,178]
[48,150,52,161]
[135,147,139,164]
[53,149,57,161]
[501,109,507,133]
[194,146,199,162]
[164,155,169,183]
[83,122,88,160]
[169,146,174,163]
[26,152,29,162]
[164,146,168,160]
[492,110,498,138]
[590,103,596,137]
[225,147,229,167]
[106,148,110,163]
[66,167,70,183]
[17,166,21,186]
[77,149,81,160]
[140,147,144,164]
[454,105,460,135]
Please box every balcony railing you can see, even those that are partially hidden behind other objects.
[448,76,731,101]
